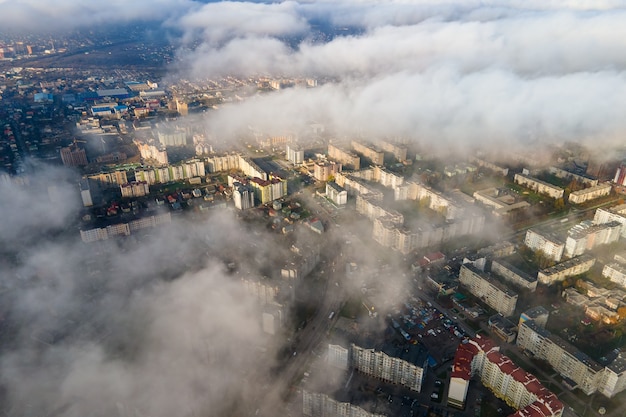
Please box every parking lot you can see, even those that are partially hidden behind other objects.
[390,296,468,366]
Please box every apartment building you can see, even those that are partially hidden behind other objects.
[473,187,530,216]
[517,320,608,396]
[88,170,129,188]
[80,213,172,243]
[514,173,564,199]
[328,143,360,170]
[206,153,241,173]
[524,229,565,262]
[351,140,384,165]
[232,182,255,210]
[286,143,304,165]
[459,264,518,317]
[350,343,428,392]
[564,221,621,258]
[537,255,596,285]
[326,181,347,206]
[314,161,342,181]
[206,153,267,180]
[356,195,403,224]
[302,391,385,417]
[250,176,287,204]
[343,166,404,190]
[594,204,626,237]
[60,144,88,167]
[372,212,486,254]
[335,173,383,200]
[448,335,563,417]
[379,139,407,162]
[568,183,612,204]
[470,157,509,176]
[120,181,149,198]
[491,259,538,292]
[134,160,206,185]
[394,181,464,221]
[603,263,626,288]
[549,166,598,187]
[135,141,168,165]
[327,344,350,370]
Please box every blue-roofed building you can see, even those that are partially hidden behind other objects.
[34,92,53,102]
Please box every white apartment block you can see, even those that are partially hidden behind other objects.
[206,153,267,180]
[537,255,595,285]
[241,278,279,305]
[372,212,485,254]
[356,195,403,224]
[302,391,385,417]
[326,181,347,206]
[594,204,626,237]
[327,344,349,370]
[350,344,427,392]
[459,264,518,317]
[517,320,626,397]
[491,259,538,291]
[564,221,621,258]
[134,160,205,185]
[135,141,168,165]
[233,183,255,210]
[448,336,563,417]
[524,229,565,262]
[568,183,612,204]
[514,173,564,199]
[335,173,383,200]
[206,153,241,173]
[286,144,304,165]
[603,263,626,288]
[351,140,384,165]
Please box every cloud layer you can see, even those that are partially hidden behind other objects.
[160,1,626,153]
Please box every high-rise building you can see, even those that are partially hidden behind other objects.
[286,144,304,165]
[448,335,563,417]
[60,144,88,167]
[233,182,255,210]
[614,162,626,186]
[459,264,518,317]
[313,161,342,182]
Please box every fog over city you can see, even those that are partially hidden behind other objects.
[1,1,626,417]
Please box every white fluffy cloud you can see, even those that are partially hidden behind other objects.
[163,1,626,152]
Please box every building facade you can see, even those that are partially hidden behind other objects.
[448,335,563,417]
[514,173,564,199]
[326,181,348,206]
[537,255,596,285]
[459,264,518,317]
[328,143,360,170]
[517,320,610,396]
[60,144,88,167]
[568,183,612,204]
[524,229,565,262]
[351,140,384,165]
[303,391,385,417]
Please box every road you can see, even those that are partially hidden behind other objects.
[253,253,347,417]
